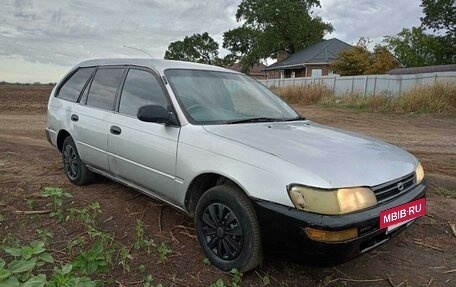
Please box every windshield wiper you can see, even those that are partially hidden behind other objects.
[283,116,306,121]
[226,117,283,124]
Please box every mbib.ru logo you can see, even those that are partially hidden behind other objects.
[380,198,426,229]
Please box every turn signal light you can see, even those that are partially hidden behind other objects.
[305,227,358,242]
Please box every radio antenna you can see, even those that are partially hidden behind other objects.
[122,45,154,58]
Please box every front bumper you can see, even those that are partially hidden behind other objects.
[253,180,427,265]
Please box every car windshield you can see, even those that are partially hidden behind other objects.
[165,69,299,124]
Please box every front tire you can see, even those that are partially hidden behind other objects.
[195,184,263,272]
[62,136,94,186]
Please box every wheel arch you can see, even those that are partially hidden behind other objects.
[184,172,249,216]
[56,129,71,152]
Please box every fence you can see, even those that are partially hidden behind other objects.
[259,71,456,97]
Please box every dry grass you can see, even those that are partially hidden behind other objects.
[273,82,456,117]
[395,82,456,116]
[270,84,332,105]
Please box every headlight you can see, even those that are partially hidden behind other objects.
[415,162,425,184]
[289,186,377,215]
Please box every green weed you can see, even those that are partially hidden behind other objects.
[35,229,53,244]
[156,243,172,263]
[143,274,164,287]
[133,219,156,254]
[435,187,456,199]
[210,269,243,287]
[40,187,72,221]
[66,235,86,255]
[72,240,112,275]
[117,245,133,274]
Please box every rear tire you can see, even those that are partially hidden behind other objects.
[195,184,263,272]
[62,136,94,186]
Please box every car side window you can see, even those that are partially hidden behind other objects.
[119,69,168,117]
[87,68,124,110]
[57,67,94,102]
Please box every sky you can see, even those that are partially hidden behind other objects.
[1,0,424,83]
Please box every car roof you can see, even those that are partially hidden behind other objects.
[77,58,240,74]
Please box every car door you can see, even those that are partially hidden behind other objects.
[107,67,180,204]
[72,67,125,172]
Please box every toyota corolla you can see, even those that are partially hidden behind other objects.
[46,59,427,272]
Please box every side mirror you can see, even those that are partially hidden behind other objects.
[137,105,178,126]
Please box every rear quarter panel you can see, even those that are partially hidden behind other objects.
[47,87,74,148]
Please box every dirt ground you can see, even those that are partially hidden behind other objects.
[0,85,455,287]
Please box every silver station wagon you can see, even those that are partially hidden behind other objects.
[46,59,427,272]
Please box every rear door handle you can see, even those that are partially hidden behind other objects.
[110,125,122,135]
[71,114,79,122]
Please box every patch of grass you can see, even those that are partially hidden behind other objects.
[319,91,397,113]
[274,82,456,117]
[435,187,456,199]
[396,82,456,116]
[271,83,332,105]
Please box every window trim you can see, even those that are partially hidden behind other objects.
[77,68,97,105]
[55,66,96,102]
[84,65,128,111]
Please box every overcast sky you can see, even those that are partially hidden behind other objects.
[1,0,423,83]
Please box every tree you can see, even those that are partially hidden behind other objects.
[383,0,455,66]
[223,0,333,72]
[368,46,400,74]
[164,32,219,65]
[384,27,447,67]
[212,54,237,68]
[222,27,263,73]
[420,0,455,64]
[420,0,455,36]
[331,38,399,76]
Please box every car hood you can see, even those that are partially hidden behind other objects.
[204,121,417,188]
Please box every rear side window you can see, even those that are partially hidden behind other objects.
[57,68,94,102]
[119,69,168,117]
[87,68,124,110]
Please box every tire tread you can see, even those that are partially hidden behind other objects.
[195,184,263,272]
[62,136,94,186]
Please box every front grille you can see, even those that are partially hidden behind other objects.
[372,172,416,204]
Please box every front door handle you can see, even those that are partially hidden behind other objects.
[110,125,122,135]
[71,114,79,122]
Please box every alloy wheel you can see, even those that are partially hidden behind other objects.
[201,203,243,260]
[63,144,78,180]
